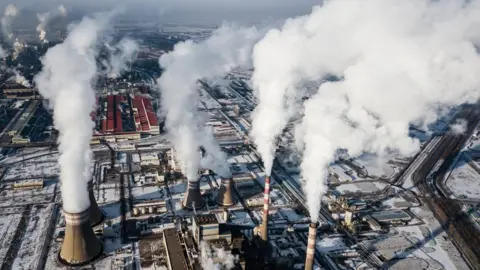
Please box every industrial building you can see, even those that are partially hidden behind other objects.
[370,209,412,225]
[1,81,38,99]
[12,179,44,190]
[163,228,188,270]
[93,94,159,143]
[132,200,167,216]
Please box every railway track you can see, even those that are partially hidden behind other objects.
[412,105,480,269]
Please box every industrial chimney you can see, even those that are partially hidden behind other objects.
[260,176,271,242]
[216,177,235,206]
[59,209,103,266]
[182,180,205,210]
[305,222,318,270]
[87,180,105,227]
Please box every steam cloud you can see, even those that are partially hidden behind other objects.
[34,12,115,213]
[200,241,238,270]
[13,69,31,88]
[157,24,261,181]
[36,5,68,42]
[104,38,139,79]
[451,119,467,135]
[1,4,18,40]
[252,0,480,222]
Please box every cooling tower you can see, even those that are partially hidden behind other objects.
[260,176,271,242]
[305,222,318,270]
[182,180,205,210]
[59,209,103,266]
[87,180,105,227]
[216,177,235,206]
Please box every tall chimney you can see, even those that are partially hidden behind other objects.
[260,176,271,242]
[59,209,103,266]
[223,207,230,223]
[305,222,318,270]
[182,180,205,210]
[216,177,235,206]
[87,180,105,227]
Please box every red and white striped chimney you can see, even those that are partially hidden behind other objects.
[305,222,318,270]
[260,176,271,242]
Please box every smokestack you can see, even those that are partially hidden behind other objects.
[59,209,103,266]
[223,207,230,223]
[216,177,235,206]
[305,222,318,270]
[182,180,205,210]
[87,180,105,227]
[260,176,271,242]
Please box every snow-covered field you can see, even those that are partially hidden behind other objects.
[12,204,56,270]
[4,161,59,181]
[0,211,23,267]
[0,182,57,207]
[446,158,480,199]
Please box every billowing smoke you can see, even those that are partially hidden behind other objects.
[200,131,232,178]
[12,38,24,60]
[200,241,238,270]
[34,12,115,213]
[1,4,18,40]
[36,5,68,42]
[157,24,261,181]
[13,69,31,88]
[252,0,480,222]
[83,149,94,182]
[451,119,467,135]
[104,38,139,78]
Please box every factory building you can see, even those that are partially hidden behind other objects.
[92,94,159,143]
[192,214,232,244]
[163,228,188,270]
[132,200,167,216]
[132,96,159,135]
[9,100,39,138]
[1,80,38,99]
[370,209,412,225]
[13,179,44,190]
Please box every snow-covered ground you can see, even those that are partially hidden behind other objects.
[4,161,59,180]
[0,211,23,267]
[445,157,480,199]
[12,204,56,270]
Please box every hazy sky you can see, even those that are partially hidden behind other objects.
[1,0,321,24]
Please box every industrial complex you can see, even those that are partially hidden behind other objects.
[0,21,478,270]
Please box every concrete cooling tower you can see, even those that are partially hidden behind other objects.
[59,209,103,266]
[182,180,205,210]
[87,180,105,226]
[216,177,235,206]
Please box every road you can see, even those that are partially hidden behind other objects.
[411,105,480,269]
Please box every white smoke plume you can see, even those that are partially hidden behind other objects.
[157,24,261,181]
[200,127,232,178]
[1,4,18,40]
[451,119,467,135]
[252,0,480,222]
[34,12,115,213]
[36,5,68,42]
[12,69,31,88]
[12,38,24,60]
[200,241,238,270]
[104,38,139,78]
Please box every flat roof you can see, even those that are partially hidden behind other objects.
[371,210,411,222]
[163,228,188,270]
